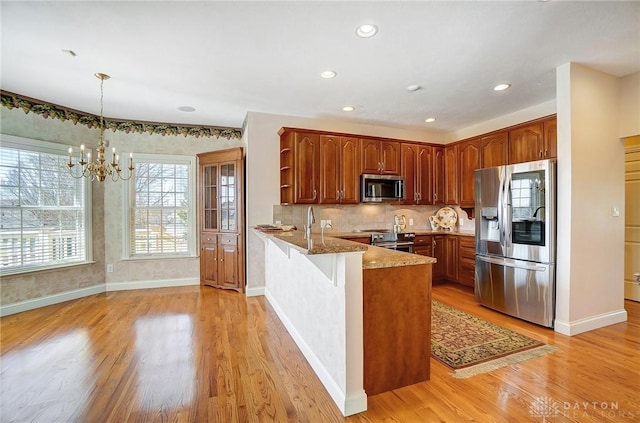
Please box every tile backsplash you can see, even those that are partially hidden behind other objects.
[272,204,475,233]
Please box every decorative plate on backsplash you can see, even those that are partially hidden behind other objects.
[435,207,458,229]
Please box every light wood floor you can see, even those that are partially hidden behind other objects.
[1,283,638,422]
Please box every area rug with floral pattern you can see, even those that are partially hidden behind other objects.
[431,300,558,379]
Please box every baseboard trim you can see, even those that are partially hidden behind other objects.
[555,308,628,336]
[264,288,366,416]
[0,285,106,317]
[106,278,199,292]
[1,278,201,317]
[245,286,265,297]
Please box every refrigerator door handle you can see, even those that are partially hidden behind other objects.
[498,167,508,252]
[477,255,547,272]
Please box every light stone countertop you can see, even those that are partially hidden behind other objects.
[256,229,436,269]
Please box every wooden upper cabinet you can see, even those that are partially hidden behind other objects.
[508,123,544,164]
[444,144,458,205]
[416,145,433,205]
[401,143,418,204]
[319,135,340,204]
[544,118,557,159]
[294,132,320,203]
[400,143,433,205]
[338,137,360,204]
[432,147,445,205]
[381,141,401,174]
[458,139,481,208]
[319,135,359,204]
[361,139,401,175]
[480,131,508,168]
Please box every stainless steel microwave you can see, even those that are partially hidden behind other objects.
[360,174,404,203]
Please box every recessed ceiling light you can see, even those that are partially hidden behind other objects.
[425,117,436,123]
[321,70,337,79]
[342,106,355,112]
[493,83,511,91]
[178,106,196,112]
[356,24,378,38]
[407,85,422,92]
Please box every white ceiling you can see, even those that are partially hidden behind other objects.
[1,1,639,134]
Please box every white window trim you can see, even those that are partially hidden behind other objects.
[0,134,93,276]
[122,153,197,260]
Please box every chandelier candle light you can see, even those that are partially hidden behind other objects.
[67,73,134,182]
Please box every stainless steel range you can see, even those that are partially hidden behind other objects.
[370,231,416,253]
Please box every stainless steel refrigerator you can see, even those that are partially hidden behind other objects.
[475,159,556,327]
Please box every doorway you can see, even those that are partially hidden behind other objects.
[624,136,640,302]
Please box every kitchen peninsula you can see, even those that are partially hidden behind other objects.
[254,229,435,416]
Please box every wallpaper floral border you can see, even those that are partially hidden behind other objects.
[1,90,242,140]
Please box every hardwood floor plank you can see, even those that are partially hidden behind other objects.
[1,284,638,422]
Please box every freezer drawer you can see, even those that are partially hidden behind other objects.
[475,255,555,327]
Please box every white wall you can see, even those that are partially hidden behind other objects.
[444,100,557,143]
[555,63,627,335]
[618,71,640,138]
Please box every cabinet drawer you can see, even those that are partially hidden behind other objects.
[460,248,476,261]
[459,236,475,248]
[458,267,475,287]
[414,235,432,246]
[219,234,238,245]
[413,246,431,257]
[201,233,217,243]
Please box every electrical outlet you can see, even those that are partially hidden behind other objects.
[320,219,327,228]
[326,219,331,226]
[106,264,113,273]
[275,220,282,225]
[409,218,414,226]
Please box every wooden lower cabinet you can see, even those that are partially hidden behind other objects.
[363,263,431,395]
[413,235,433,258]
[415,234,474,287]
[457,236,476,287]
[432,235,446,282]
[443,236,459,282]
[201,233,242,291]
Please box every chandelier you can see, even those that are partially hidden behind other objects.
[67,73,134,182]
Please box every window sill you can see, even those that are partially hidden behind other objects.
[0,261,97,278]
[121,255,198,262]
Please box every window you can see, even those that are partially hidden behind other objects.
[0,135,91,274]
[125,154,196,258]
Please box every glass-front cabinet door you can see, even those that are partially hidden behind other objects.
[203,164,218,231]
[219,162,236,231]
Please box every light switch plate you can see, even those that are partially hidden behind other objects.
[612,206,620,217]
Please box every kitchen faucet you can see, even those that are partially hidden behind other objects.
[305,206,315,239]
[533,206,545,218]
